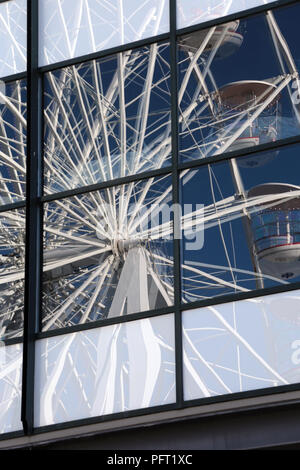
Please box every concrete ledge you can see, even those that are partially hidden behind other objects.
[1,389,300,449]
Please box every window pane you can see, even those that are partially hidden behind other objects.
[178,5,300,163]
[183,290,300,400]
[0,342,22,434]
[39,0,169,66]
[0,79,26,205]
[42,176,174,331]
[44,43,171,193]
[0,0,26,78]
[35,314,175,427]
[0,208,25,341]
[181,145,300,302]
[177,0,276,29]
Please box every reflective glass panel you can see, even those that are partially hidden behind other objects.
[35,314,175,427]
[42,176,173,330]
[0,208,25,341]
[180,145,300,301]
[0,0,26,77]
[44,43,171,193]
[178,5,300,163]
[39,0,169,66]
[183,290,300,400]
[0,79,26,205]
[177,0,276,29]
[0,342,22,434]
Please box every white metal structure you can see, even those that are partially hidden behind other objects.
[0,0,26,77]
[1,3,300,431]
[177,0,276,29]
[249,183,300,279]
[39,0,170,66]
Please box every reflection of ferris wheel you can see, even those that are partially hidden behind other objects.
[1,7,300,410]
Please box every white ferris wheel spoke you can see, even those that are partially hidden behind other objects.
[0,5,299,414]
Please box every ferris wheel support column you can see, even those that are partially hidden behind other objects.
[108,247,150,318]
[107,245,173,318]
[229,158,264,289]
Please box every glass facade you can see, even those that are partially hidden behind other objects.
[181,145,300,300]
[0,79,26,205]
[177,0,276,29]
[183,290,300,400]
[0,208,25,340]
[43,43,171,193]
[0,342,23,433]
[0,0,26,78]
[2,0,300,439]
[35,314,175,427]
[42,176,174,330]
[39,0,170,66]
[178,7,300,162]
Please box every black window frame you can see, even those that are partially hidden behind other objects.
[1,0,300,441]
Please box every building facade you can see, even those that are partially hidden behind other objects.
[1,0,300,450]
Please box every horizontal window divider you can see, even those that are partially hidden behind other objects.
[36,305,175,340]
[182,382,300,410]
[178,134,300,172]
[0,71,27,83]
[0,430,24,442]
[0,0,23,3]
[0,0,26,4]
[42,166,173,202]
[36,282,300,343]
[38,33,171,74]
[28,383,300,439]
[2,382,300,442]
[32,402,179,437]
[2,337,23,346]
[36,0,296,76]
[181,280,300,312]
[0,201,26,213]
[175,0,297,37]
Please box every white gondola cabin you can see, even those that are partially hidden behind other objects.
[249,183,300,279]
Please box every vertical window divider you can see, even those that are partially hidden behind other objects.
[21,0,42,435]
[170,0,184,408]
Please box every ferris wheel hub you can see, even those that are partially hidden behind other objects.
[112,238,144,256]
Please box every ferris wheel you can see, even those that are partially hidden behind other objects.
[1,3,300,430]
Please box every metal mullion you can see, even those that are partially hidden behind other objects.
[0,200,26,213]
[178,135,300,172]
[181,279,300,313]
[179,380,300,409]
[36,305,175,340]
[1,337,23,346]
[21,0,42,435]
[21,379,300,438]
[38,33,171,75]
[41,166,173,203]
[32,402,178,436]
[39,73,45,334]
[0,72,27,84]
[170,0,183,410]
[0,430,24,442]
